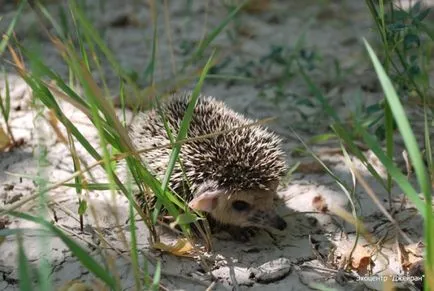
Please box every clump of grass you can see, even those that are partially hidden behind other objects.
[365,0,434,210]
[2,0,432,290]
[0,0,26,150]
[365,4,434,283]
[0,70,14,149]
[298,1,434,290]
[364,38,434,290]
[0,0,246,290]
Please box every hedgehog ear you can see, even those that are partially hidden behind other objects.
[188,189,222,213]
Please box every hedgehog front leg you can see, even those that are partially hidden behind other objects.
[223,225,259,242]
[207,216,259,242]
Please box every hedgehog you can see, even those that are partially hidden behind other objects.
[128,92,288,238]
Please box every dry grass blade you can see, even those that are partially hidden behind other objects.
[75,61,135,151]
[45,81,92,118]
[8,44,25,75]
[331,206,374,244]
[0,115,275,217]
[350,162,414,244]
[47,109,68,144]
[0,127,11,151]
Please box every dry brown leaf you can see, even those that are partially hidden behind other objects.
[153,238,195,257]
[334,240,374,275]
[397,242,410,271]
[0,127,11,151]
[47,109,68,144]
[8,44,26,75]
[351,250,372,274]
[405,241,424,257]
[352,256,372,275]
[349,244,374,275]
[312,194,328,213]
[398,241,425,272]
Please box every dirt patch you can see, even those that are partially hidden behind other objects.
[0,1,429,290]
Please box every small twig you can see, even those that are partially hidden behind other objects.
[0,158,104,216]
[205,281,216,291]
[227,257,240,291]
[402,149,412,179]
[298,264,358,280]
[3,118,17,144]
[0,117,275,216]
[399,150,411,210]
[49,198,81,224]
[351,163,414,245]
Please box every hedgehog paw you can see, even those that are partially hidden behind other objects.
[226,226,259,242]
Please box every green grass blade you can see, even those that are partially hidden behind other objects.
[424,105,433,173]
[364,39,432,204]
[185,0,247,66]
[0,82,9,124]
[0,68,11,122]
[126,173,142,291]
[151,260,161,291]
[17,234,32,291]
[17,71,136,218]
[299,65,386,188]
[309,283,338,291]
[152,52,215,228]
[0,0,26,56]
[9,211,118,287]
[36,2,64,39]
[299,65,340,122]
[58,4,70,40]
[18,47,118,156]
[361,129,425,214]
[364,38,433,269]
[384,102,394,204]
[160,52,215,191]
[63,183,120,191]
[332,125,386,188]
[0,228,48,236]
[308,133,337,144]
[44,36,173,239]
[67,132,83,197]
[291,129,357,214]
[23,77,101,159]
[4,71,10,121]
[19,43,91,112]
[34,92,52,291]
[68,2,135,85]
[143,9,158,85]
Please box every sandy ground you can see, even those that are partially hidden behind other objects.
[0,0,432,290]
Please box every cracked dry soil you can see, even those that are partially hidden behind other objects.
[0,0,432,290]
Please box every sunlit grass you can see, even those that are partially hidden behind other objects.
[0,0,433,290]
[1,0,245,289]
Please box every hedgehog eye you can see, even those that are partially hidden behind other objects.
[232,200,250,211]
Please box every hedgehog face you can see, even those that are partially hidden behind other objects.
[188,181,287,231]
